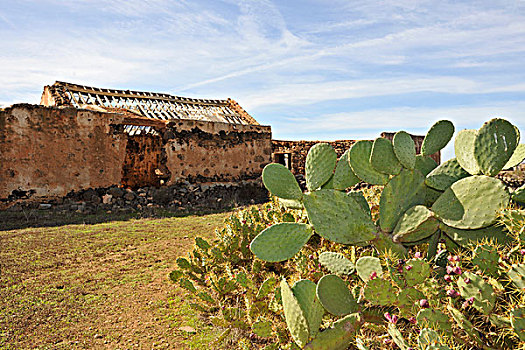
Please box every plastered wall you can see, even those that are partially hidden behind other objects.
[0,105,128,199]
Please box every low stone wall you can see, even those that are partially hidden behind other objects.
[5,179,268,214]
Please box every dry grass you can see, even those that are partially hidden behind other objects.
[0,210,232,349]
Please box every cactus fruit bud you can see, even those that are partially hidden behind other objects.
[369,271,378,280]
[444,275,452,282]
[521,249,525,255]
[420,299,430,308]
[414,251,422,258]
[384,312,399,324]
[446,289,460,298]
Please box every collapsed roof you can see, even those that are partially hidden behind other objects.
[41,81,259,128]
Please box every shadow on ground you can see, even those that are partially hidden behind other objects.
[0,207,237,231]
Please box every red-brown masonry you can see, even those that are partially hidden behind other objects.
[0,104,273,201]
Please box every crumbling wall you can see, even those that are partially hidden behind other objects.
[0,104,128,200]
[121,135,166,188]
[163,120,272,183]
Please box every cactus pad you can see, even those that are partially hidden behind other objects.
[349,140,389,185]
[455,129,481,175]
[425,158,470,191]
[471,244,500,276]
[303,189,376,244]
[256,277,277,299]
[447,305,482,345]
[250,223,313,262]
[305,143,337,191]
[416,308,452,332]
[380,169,426,232]
[397,287,425,316]
[363,278,397,306]
[333,150,360,190]
[262,163,303,200]
[252,319,273,338]
[278,198,303,210]
[347,191,371,216]
[474,118,519,176]
[393,205,439,243]
[418,328,441,349]
[372,231,408,257]
[457,271,495,315]
[504,143,525,170]
[292,279,324,338]
[316,274,358,316]
[512,184,525,204]
[387,323,410,350]
[393,131,416,169]
[319,252,355,275]
[415,155,438,176]
[421,120,455,156]
[370,137,402,175]
[507,264,525,292]
[304,313,361,350]
[403,258,431,287]
[431,175,510,229]
[280,278,310,347]
[356,256,383,282]
[510,308,525,341]
[439,223,511,247]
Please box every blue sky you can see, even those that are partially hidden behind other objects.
[2,0,525,160]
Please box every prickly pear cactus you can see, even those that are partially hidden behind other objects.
[318,252,355,275]
[416,308,452,332]
[250,223,313,262]
[510,307,525,341]
[262,163,303,200]
[303,313,361,350]
[333,150,360,190]
[392,205,439,243]
[393,131,416,169]
[356,256,383,282]
[471,244,500,276]
[370,137,402,175]
[425,158,470,191]
[363,278,397,306]
[402,258,431,287]
[305,143,337,191]
[280,278,310,347]
[292,279,324,338]
[316,274,358,316]
[455,129,481,175]
[457,272,495,315]
[349,140,389,185]
[421,120,455,156]
[447,305,483,345]
[507,264,525,292]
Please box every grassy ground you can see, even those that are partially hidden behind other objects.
[0,209,233,349]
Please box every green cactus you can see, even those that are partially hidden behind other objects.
[512,184,525,204]
[303,313,361,350]
[402,258,431,287]
[347,191,371,216]
[280,278,310,347]
[457,272,495,315]
[318,252,355,275]
[421,120,455,156]
[474,118,519,176]
[425,158,470,191]
[510,307,525,341]
[356,256,383,282]
[416,308,452,332]
[250,223,313,262]
[256,277,277,300]
[262,163,303,200]
[363,278,397,306]
[349,140,389,185]
[316,274,358,316]
[446,305,483,346]
[393,205,439,243]
[303,189,376,244]
[292,279,325,338]
[439,223,511,247]
[393,131,416,169]
[252,318,273,338]
[415,155,439,176]
[333,149,360,190]
[507,264,525,292]
[387,323,410,350]
[418,328,441,349]
[504,143,525,170]
[431,175,510,230]
[471,244,500,276]
[370,137,402,175]
[305,143,337,191]
[455,129,481,175]
[379,169,426,233]
[397,287,425,316]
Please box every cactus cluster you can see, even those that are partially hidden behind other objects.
[250,118,525,348]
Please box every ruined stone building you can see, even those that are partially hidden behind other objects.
[1,82,272,208]
[1,81,439,211]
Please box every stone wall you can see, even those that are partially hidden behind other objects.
[0,104,272,206]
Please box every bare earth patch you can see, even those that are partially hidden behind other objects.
[0,211,232,349]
